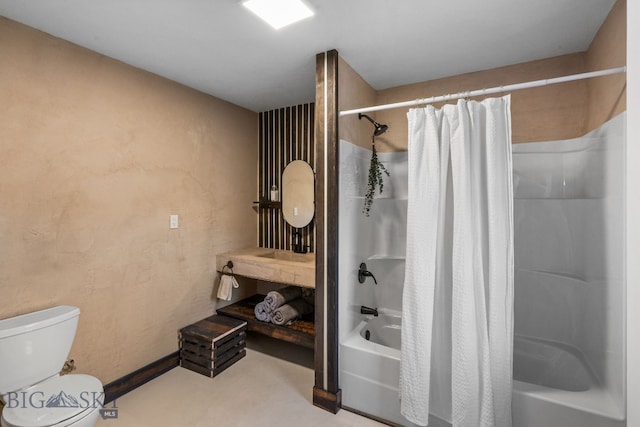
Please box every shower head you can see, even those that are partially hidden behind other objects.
[359,113,388,137]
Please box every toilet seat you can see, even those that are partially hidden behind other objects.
[1,375,103,427]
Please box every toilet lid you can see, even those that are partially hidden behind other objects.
[2,375,103,427]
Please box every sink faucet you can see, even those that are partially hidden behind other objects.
[292,231,308,254]
[360,306,378,317]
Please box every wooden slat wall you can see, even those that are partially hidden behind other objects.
[258,103,315,251]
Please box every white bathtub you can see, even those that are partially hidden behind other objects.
[340,312,625,427]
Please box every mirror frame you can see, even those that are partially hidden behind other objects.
[281,160,315,228]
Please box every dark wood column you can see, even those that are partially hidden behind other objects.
[313,49,341,413]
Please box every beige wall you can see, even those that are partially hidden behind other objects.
[0,18,258,384]
[586,0,627,130]
[375,53,588,148]
[338,57,377,149]
[341,0,626,151]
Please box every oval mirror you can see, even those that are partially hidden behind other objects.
[282,160,315,228]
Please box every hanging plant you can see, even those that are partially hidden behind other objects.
[363,138,390,217]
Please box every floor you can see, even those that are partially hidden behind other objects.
[96,335,386,427]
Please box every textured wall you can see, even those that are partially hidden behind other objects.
[374,53,588,149]
[586,0,627,131]
[0,18,258,384]
[338,57,378,150]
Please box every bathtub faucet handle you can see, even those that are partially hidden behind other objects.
[358,263,378,285]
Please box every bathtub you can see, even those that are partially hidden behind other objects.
[340,312,625,427]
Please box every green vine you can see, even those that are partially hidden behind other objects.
[363,140,390,217]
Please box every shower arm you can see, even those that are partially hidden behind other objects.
[358,113,388,137]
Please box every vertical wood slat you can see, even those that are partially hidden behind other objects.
[306,103,315,252]
[258,112,265,246]
[258,103,315,251]
[272,108,277,247]
[284,106,291,251]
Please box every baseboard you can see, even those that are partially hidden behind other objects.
[103,351,179,404]
[313,386,342,414]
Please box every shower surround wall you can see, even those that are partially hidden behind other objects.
[510,114,625,426]
[338,141,407,342]
[338,113,625,427]
[513,136,624,366]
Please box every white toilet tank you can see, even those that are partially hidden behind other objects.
[0,306,80,396]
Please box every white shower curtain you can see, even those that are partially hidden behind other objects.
[400,96,514,427]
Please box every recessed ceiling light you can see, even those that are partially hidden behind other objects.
[242,0,314,30]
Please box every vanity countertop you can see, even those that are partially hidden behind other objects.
[216,247,315,288]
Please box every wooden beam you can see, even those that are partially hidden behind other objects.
[313,49,341,410]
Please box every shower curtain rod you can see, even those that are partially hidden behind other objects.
[339,66,626,116]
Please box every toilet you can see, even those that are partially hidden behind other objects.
[0,306,104,427]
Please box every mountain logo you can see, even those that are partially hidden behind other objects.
[45,391,80,408]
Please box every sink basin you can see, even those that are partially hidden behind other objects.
[257,251,314,263]
[216,247,315,288]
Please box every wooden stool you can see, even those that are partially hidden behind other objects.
[179,315,247,378]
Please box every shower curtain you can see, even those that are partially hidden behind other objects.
[400,96,514,427]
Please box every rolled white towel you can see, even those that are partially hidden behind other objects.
[217,274,239,301]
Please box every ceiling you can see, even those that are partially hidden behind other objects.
[0,0,616,112]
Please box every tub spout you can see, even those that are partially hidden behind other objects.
[360,306,378,317]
